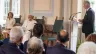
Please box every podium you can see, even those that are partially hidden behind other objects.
[70,20,79,52]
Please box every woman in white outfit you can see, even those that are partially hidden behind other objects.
[5,12,16,30]
[22,15,37,43]
[3,12,16,37]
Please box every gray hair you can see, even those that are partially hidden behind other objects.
[10,26,24,43]
[27,37,43,54]
[84,1,90,5]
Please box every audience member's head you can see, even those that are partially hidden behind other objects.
[33,23,43,38]
[27,37,43,54]
[77,42,96,54]
[86,34,96,43]
[77,33,96,54]
[28,15,34,21]
[8,12,13,18]
[83,1,90,9]
[10,26,24,45]
[57,30,69,44]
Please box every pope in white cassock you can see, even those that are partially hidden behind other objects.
[22,15,37,43]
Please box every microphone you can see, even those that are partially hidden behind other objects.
[69,12,81,20]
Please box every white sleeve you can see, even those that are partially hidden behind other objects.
[22,20,27,31]
[22,20,26,27]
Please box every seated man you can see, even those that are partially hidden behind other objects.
[46,30,76,54]
[22,15,37,43]
[27,37,43,54]
[0,26,24,54]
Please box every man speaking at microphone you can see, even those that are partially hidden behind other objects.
[79,1,95,38]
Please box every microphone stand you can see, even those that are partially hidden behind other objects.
[69,12,81,21]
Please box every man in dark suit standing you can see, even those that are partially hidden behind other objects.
[79,1,95,38]
[46,30,76,54]
[0,27,24,54]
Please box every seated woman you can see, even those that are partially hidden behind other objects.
[5,12,16,30]
[77,34,96,54]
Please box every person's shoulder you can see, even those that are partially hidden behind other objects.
[23,20,28,23]
[66,49,76,54]
[88,8,95,13]
[24,20,28,22]
[80,42,96,47]
[82,42,96,48]
[24,40,28,45]
[12,18,16,20]
[47,46,75,54]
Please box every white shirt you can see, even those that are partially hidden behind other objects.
[5,18,16,29]
[22,19,37,31]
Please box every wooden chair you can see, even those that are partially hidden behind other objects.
[14,15,22,26]
[44,16,64,36]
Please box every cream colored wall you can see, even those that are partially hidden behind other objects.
[20,0,29,23]
[20,0,61,25]
[46,0,61,24]
[20,0,85,25]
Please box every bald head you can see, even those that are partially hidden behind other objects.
[57,30,69,43]
[60,30,67,36]
[28,15,34,21]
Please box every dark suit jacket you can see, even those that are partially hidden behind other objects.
[0,40,3,46]
[46,43,76,54]
[3,38,9,45]
[3,38,24,51]
[0,43,24,54]
[23,40,28,54]
[82,8,95,34]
